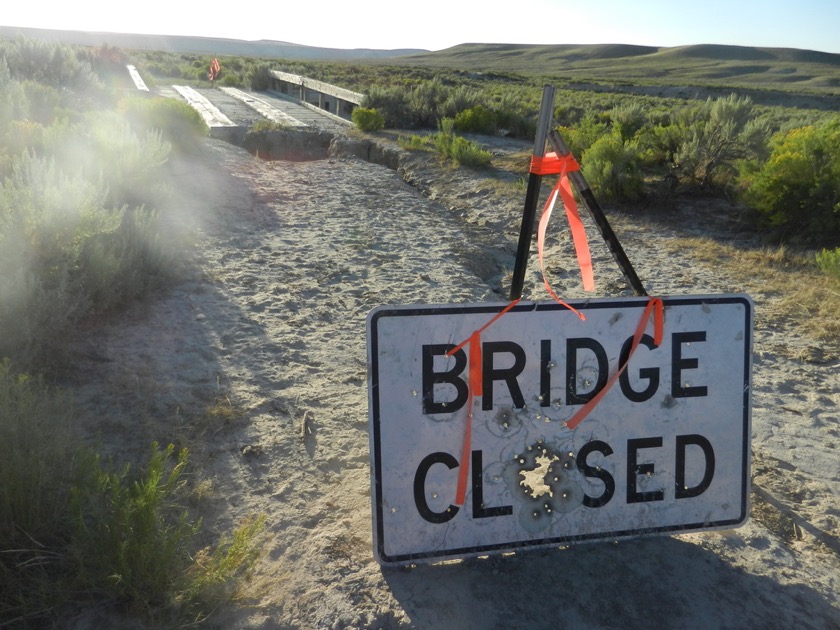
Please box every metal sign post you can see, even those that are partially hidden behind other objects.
[509,85,556,301]
[509,90,648,299]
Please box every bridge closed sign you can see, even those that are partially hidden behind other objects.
[366,295,753,565]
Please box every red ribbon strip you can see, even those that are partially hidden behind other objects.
[565,297,664,430]
[446,299,520,505]
[532,152,595,299]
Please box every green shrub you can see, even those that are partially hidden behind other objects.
[362,85,408,128]
[816,247,840,279]
[0,153,116,362]
[0,38,101,92]
[0,115,181,364]
[21,81,65,125]
[74,113,172,208]
[554,104,588,127]
[449,135,491,166]
[247,64,273,91]
[0,360,75,546]
[363,80,486,131]
[4,119,45,158]
[492,89,536,138]
[119,95,208,152]
[453,105,497,135]
[665,94,769,190]
[181,514,267,607]
[220,74,242,87]
[0,61,27,138]
[636,122,682,167]
[611,101,646,142]
[71,443,200,610]
[433,118,492,167]
[397,133,433,151]
[1,402,267,626]
[582,132,644,202]
[562,114,609,158]
[406,78,447,128]
[351,106,385,131]
[0,360,77,623]
[494,108,535,139]
[741,118,840,241]
[0,365,266,627]
[0,40,200,367]
[71,442,266,619]
[440,85,482,119]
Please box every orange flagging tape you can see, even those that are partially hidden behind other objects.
[538,183,591,318]
[453,332,480,505]
[564,297,664,430]
[530,152,579,176]
[446,299,520,505]
[532,153,595,296]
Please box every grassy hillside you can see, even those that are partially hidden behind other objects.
[396,43,840,96]
[0,25,425,60]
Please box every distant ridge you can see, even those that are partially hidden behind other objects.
[402,42,840,67]
[656,44,840,65]
[393,42,840,99]
[0,25,426,60]
[3,26,838,69]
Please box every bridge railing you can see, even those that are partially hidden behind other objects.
[268,70,364,121]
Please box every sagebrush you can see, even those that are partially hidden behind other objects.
[0,363,266,625]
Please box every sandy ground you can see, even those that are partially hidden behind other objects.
[61,121,840,629]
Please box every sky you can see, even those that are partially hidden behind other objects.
[3,0,840,55]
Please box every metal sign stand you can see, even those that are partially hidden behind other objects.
[509,85,647,299]
[546,129,647,296]
[509,85,556,301]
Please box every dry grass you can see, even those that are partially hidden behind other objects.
[663,237,840,348]
[205,396,244,424]
[489,150,532,174]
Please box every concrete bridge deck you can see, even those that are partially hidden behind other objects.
[218,87,308,127]
[129,65,359,137]
[172,85,237,129]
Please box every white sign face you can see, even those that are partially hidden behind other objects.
[367,295,753,565]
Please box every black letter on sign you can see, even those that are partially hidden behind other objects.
[482,341,526,411]
[472,450,513,519]
[627,437,665,503]
[671,332,708,398]
[618,334,660,402]
[414,452,460,524]
[675,434,715,499]
[576,440,616,508]
[422,344,468,414]
[566,338,608,405]
[540,339,552,408]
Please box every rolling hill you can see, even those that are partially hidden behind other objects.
[2,26,839,103]
[396,43,840,93]
[0,25,425,60]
